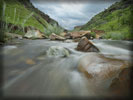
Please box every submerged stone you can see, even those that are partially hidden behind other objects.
[46,46,70,57]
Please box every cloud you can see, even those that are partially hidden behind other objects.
[31,0,118,30]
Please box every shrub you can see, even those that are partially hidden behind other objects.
[44,23,64,36]
[90,32,96,38]
[102,30,132,40]
[0,1,35,42]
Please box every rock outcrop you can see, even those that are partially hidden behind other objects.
[24,30,47,39]
[46,46,70,57]
[76,37,99,52]
[49,33,65,41]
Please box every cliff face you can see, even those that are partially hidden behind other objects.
[0,0,62,35]
[74,0,133,40]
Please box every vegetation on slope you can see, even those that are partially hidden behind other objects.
[74,0,133,40]
[44,23,64,36]
[0,0,64,42]
[18,0,58,25]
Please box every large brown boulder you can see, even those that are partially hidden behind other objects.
[24,30,47,39]
[65,31,91,39]
[77,37,99,52]
[78,53,128,79]
[78,53,130,96]
[49,33,65,41]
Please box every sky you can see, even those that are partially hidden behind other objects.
[31,0,119,30]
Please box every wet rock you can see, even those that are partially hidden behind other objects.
[47,46,70,57]
[78,53,128,79]
[24,30,47,39]
[109,67,132,96]
[77,37,99,52]
[49,33,65,41]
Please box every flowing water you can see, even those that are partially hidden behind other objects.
[91,39,133,61]
[1,39,132,97]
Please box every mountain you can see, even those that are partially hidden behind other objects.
[74,0,133,40]
[0,0,64,38]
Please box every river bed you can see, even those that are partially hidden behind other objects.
[1,39,132,97]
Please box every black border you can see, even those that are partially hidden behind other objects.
[0,0,133,100]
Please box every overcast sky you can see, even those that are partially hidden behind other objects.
[31,0,119,30]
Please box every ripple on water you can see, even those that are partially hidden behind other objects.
[2,45,17,54]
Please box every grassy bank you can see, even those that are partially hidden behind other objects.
[0,0,64,42]
[74,0,133,40]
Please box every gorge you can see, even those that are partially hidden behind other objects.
[0,0,132,98]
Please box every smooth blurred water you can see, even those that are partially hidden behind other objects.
[2,39,133,97]
[91,39,133,61]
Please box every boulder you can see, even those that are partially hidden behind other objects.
[109,67,132,96]
[46,46,70,57]
[24,30,47,39]
[77,37,99,52]
[49,33,65,41]
[65,31,91,39]
[78,53,129,80]
[77,53,131,96]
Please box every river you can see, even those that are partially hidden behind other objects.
[1,39,132,97]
